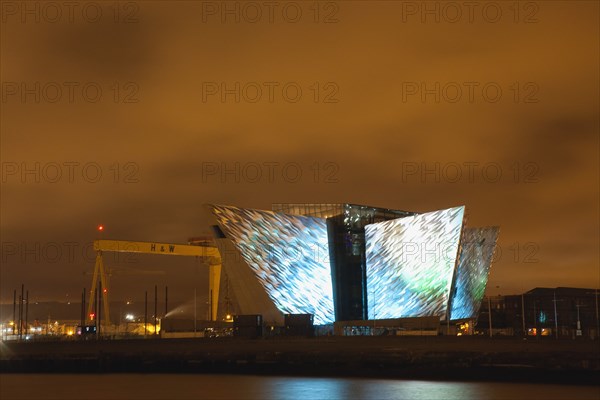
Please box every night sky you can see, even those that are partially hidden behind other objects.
[1,1,598,305]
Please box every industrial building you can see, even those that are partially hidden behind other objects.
[205,203,499,328]
[478,287,600,339]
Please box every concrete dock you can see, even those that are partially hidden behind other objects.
[1,336,598,384]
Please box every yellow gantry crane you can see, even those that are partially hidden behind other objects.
[87,239,222,325]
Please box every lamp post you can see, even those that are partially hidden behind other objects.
[595,289,600,337]
[575,303,583,337]
[585,289,599,340]
[487,296,493,338]
[521,293,526,336]
[553,291,559,339]
[531,300,543,338]
[144,290,148,337]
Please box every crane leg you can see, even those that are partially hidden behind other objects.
[98,254,111,325]
[209,263,221,321]
[87,252,101,321]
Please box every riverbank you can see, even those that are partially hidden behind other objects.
[1,336,598,384]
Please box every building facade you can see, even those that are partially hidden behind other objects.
[478,287,600,339]
[206,203,499,326]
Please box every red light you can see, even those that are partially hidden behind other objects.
[89,313,95,320]
[97,225,104,231]
[103,288,107,293]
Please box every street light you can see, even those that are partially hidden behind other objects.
[521,293,526,337]
[531,300,541,338]
[575,303,584,337]
[584,289,599,340]
[487,296,492,337]
[552,291,564,339]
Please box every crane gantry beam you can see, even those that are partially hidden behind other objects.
[88,239,222,327]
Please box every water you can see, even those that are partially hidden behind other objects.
[0,374,598,400]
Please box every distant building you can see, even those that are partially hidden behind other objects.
[478,287,599,339]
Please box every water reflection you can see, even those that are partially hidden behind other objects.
[1,374,598,400]
[264,377,485,400]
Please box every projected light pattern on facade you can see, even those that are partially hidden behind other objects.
[210,205,334,325]
[365,206,465,320]
[450,227,499,320]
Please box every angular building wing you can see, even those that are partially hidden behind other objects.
[209,205,335,325]
[449,227,500,320]
[365,206,465,320]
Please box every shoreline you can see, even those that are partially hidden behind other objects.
[2,336,598,385]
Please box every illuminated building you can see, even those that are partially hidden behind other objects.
[273,203,415,321]
[206,203,498,326]
[365,206,465,320]
[209,205,335,325]
[449,227,500,320]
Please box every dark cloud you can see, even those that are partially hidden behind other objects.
[1,1,598,304]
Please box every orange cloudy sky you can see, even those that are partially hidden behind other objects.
[1,1,598,303]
